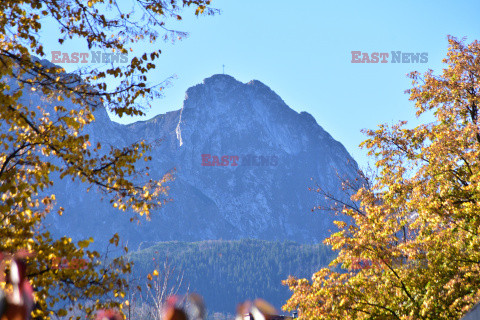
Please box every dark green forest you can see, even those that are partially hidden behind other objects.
[127,239,335,314]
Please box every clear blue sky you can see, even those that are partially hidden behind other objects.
[42,0,480,168]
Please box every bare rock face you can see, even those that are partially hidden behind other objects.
[43,74,359,248]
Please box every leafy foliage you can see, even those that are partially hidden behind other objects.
[284,36,480,319]
[0,0,215,318]
[128,239,334,315]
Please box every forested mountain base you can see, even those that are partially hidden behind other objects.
[127,239,334,315]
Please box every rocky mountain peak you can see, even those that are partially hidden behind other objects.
[43,72,360,247]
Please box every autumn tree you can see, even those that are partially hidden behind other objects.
[0,0,215,319]
[283,36,480,319]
